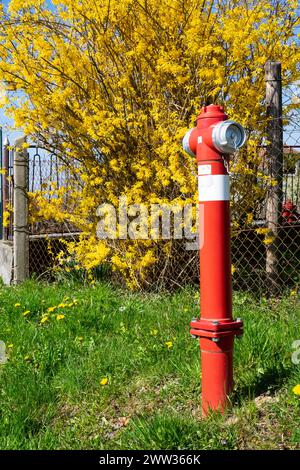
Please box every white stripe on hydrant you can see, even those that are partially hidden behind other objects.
[198,174,230,201]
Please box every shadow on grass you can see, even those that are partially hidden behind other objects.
[232,365,292,405]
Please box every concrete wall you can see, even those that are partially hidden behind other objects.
[0,241,13,285]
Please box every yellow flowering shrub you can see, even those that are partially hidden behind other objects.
[2,204,13,228]
[0,1,299,287]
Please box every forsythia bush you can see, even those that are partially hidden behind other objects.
[0,0,299,287]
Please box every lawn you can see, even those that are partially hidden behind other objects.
[0,280,299,450]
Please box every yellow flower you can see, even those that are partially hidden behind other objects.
[256,228,269,235]
[56,314,65,320]
[290,290,297,297]
[100,377,108,386]
[7,344,13,349]
[231,265,236,275]
[47,306,57,313]
[40,316,49,324]
[246,213,254,225]
[150,329,158,336]
[22,310,30,317]
[263,236,275,245]
[3,209,11,228]
[57,303,67,308]
[292,384,300,396]
[14,303,21,308]
[165,341,173,349]
[4,0,298,292]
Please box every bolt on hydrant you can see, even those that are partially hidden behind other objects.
[182,104,246,416]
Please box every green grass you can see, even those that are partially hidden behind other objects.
[0,280,299,450]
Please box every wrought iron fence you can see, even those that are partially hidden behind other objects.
[28,145,81,277]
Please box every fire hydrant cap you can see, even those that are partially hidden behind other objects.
[212,120,246,154]
[197,104,227,121]
[182,128,196,157]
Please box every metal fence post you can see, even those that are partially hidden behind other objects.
[13,137,29,283]
[265,61,283,295]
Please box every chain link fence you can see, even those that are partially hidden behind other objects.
[229,73,300,296]
[138,66,300,295]
[1,63,299,295]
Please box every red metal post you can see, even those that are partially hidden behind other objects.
[183,104,246,415]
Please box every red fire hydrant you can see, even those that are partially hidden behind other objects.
[182,104,246,415]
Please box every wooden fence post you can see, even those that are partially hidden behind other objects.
[13,137,29,283]
[265,61,283,295]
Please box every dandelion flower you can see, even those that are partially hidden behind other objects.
[292,384,300,396]
[56,314,65,321]
[165,341,173,349]
[47,306,57,313]
[40,316,49,324]
[14,303,21,308]
[150,329,158,336]
[100,377,108,386]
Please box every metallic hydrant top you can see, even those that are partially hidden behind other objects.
[182,104,246,160]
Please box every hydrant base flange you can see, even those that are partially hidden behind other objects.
[190,318,243,339]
